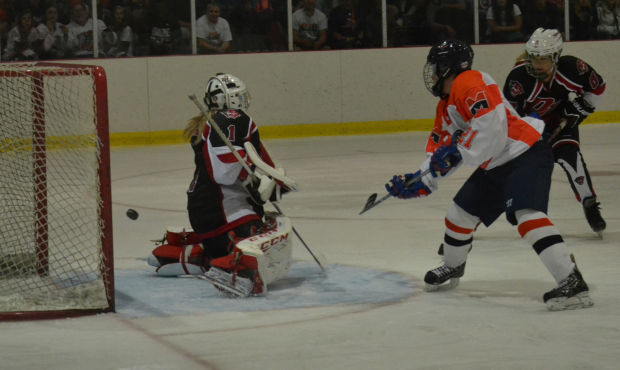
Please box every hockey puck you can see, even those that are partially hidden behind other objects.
[126,208,139,220]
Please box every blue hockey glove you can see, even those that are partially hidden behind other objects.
[385,171,432,199]
[563,96,594,129]
[430,131,462,177]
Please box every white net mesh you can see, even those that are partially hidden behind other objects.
[0,63,112,315]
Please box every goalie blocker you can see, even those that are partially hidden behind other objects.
[148,213,293,297]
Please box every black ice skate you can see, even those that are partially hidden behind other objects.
[543,266,593,311]
[424,262,466,292]
[583,197,606,234]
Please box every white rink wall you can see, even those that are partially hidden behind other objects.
[87,40,620,134]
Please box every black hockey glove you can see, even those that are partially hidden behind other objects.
[563,96,594,129]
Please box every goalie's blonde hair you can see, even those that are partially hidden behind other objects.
[183,111,213,144]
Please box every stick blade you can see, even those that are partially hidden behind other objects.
[359,193,378,215]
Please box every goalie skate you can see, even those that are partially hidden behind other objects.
[198,267,254,298]
[424,262,466,292]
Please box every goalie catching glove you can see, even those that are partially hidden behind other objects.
[563,96,594,129]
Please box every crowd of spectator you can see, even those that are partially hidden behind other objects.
[0,0,618,61]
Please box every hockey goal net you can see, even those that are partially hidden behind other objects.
[0,62,114,320]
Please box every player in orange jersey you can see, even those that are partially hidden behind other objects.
[386,39,592,311]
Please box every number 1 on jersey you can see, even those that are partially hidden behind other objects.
[227,125,236,141]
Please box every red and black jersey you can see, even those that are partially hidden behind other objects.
[186,109,273,238]
[503,55,605,134]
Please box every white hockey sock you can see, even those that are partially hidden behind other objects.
[516,209,574,283]
[443,203,479,267]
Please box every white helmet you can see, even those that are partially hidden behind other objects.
[203,73,251,110]
[525,28,563,78]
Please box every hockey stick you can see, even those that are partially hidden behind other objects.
[547,118,567,143]
[188,94,326,273]
[359,169,431,215]
[271,202,326,273]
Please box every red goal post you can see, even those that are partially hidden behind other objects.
[0,62,114,320]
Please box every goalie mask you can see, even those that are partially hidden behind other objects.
[525,28,563,80]
[204,73,251,110]
[424,39,474,99]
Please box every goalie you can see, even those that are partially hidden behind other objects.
[148,73,297,297]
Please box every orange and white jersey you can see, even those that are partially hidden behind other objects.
[430,70,544,170]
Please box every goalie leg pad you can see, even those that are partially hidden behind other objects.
[202,215,293,295]
[148,244,205,276]
[164,227,204,245]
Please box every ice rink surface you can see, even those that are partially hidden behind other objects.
[2,124,619,370]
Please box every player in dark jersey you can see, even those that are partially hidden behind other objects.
[147,74,295,296]
[503,28,607,235]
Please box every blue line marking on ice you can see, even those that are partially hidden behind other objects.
[115,262,416,317]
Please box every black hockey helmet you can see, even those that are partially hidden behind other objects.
[423,39,474,98]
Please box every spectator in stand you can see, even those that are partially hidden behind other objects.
[196,3,232,53]
[0,8,10,57]
[149,0,186,55]
[65,2,107,58]
[104,5,132,56]
[294,0,331,13]
[396,0,435,45]
[4,9,39,60]
[362,0,384,47]
[292,0,328,50]
[328,0,364,49]
[486,0,523,43]
[571,0,596,40]
[54,0,74,24]
[129,0,152,56]
[595,0,620,39]
[35,4,75,59]
[16,0,45,25]
[254,0,288,51]
[425,0,471,44]
[522,0,563,39]
[97,0,113,26]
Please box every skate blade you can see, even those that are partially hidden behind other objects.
[546,292,594,311]
[424,278,460,292]
[196,271,252,298]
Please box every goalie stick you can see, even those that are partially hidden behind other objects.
[359,169,431,215]
[188,94,326,274]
